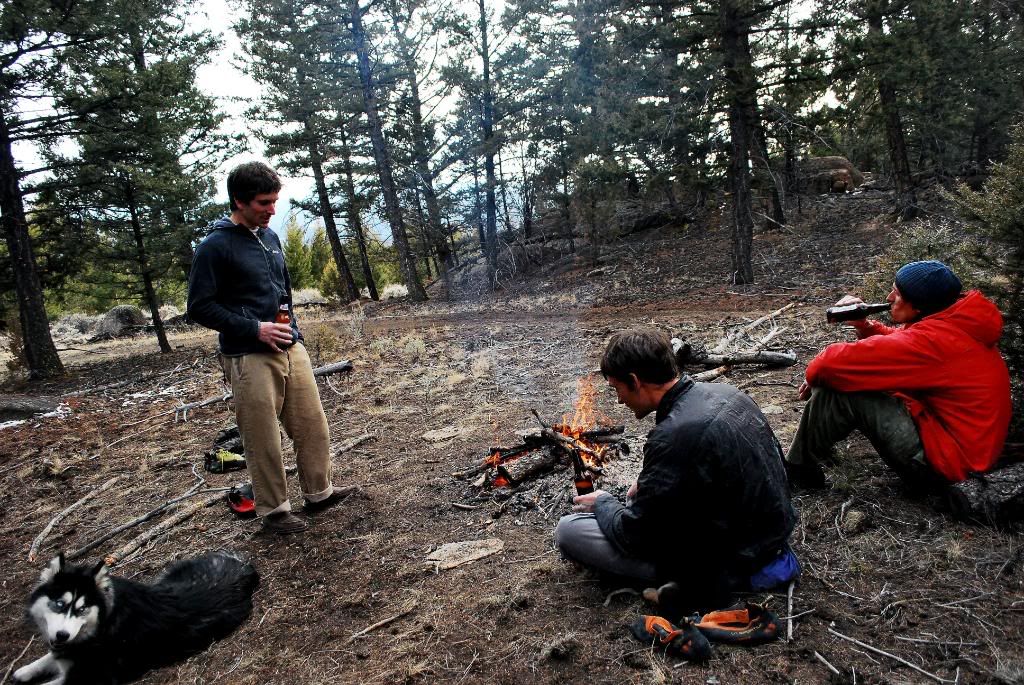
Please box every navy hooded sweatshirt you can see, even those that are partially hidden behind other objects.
[187,218,301,355]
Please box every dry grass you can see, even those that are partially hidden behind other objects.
[1,196,1021,684]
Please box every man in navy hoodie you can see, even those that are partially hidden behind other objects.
[188,162,348,534]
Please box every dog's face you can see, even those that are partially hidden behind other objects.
[28,554,111,650]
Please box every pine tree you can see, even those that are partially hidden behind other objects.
[44,0,229,353]
[282,218,314,290]
[236,0,361,303]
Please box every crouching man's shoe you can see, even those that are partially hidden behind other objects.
[303,485,361,514]
[261,511,308,534]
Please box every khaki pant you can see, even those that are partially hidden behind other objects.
[786,387,938,488]
[220,344,333,515]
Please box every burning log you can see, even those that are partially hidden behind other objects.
[551,424,625,439]
[498,448,561,485]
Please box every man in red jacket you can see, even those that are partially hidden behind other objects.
[786,260,1011,490]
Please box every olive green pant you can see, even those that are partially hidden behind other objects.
[787,387,937,486]
[220,344,333,515]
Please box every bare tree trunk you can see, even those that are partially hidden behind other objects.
[0,106,65,378]
[472,158,486,251]
[338,125,378,300]
[304,118,359,302]
[721,0,755,284]
[126,188,171,353]
[348,0,426,300]
[866,0,916,219]
[477,0,499,278]
[393,28,454,275]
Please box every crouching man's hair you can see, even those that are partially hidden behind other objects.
[600,328,678,386]
[227,161,282,210]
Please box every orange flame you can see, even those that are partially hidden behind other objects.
[560,376,611,467]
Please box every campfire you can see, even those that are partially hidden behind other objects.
[457,377,629,493]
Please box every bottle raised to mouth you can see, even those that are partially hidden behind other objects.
[825,302,891,324]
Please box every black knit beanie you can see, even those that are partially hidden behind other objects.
[894,260,962,316]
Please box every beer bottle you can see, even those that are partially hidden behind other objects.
[826,302,891,324]
[570,450,595,495]
[275,295,291,325]
[575,475,595,496]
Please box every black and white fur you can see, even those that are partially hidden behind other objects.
[15,551,259,685]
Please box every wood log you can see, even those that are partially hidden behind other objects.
[550,424,625,439]
[498,449,560,484]
[313,360,354,377]
[948,462,1024,523]
[0,395,60,420]
[677,349,797,368]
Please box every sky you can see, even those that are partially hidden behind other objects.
[189,1,315,235]
[10,0,316,237]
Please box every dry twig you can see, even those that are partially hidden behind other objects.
[29,476,119,562]
[348,602,418,643]
[104,491,223,566]
[0,637,35,685]
[828,626,955,683]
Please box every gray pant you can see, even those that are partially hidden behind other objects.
[554,513,658,585]
[787,387,935,486]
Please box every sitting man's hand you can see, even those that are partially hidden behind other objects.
[832,294,873,333]
[797,380,812,401]
[258,322,294,352]
[572,490,608,514]
[626,478,638,500]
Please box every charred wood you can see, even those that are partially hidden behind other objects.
[498,449,560,485]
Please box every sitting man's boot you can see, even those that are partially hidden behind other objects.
[304,485,361,514]
[784,460,827,490]
[261,511,308,534]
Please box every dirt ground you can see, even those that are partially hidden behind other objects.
[1,194,1022,685]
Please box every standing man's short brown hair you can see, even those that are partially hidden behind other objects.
[600,328,678,386]
[227,161,282,211]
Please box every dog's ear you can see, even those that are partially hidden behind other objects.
[92,561,113,597]
[40,553,65,583]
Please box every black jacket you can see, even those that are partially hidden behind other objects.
[186,218,301,355]
[594,377,796,587]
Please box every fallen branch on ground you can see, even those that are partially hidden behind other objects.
[104,491,224,566]
[348,602,418,643]
[0,637,35,685]
[29,476,119,562]
[827,625,955,683]
[334,433,375,457]
[69,483,226,561]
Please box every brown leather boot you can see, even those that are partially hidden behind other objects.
[261,512,308,534]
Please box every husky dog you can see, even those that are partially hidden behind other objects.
[14,551,259,685]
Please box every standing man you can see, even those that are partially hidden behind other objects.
[188,161,349,534]
[555,329,797,616]
[786,260,1011,491]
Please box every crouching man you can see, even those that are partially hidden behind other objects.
[554,329,797,615]
[785,260,1011,491]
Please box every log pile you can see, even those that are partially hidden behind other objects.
[455,420,628,492]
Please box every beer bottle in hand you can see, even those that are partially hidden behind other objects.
[275,295,291,324]
[571,450,595,495]
[825,302,891,324]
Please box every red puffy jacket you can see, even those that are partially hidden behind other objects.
[805,290,1011,482]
